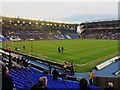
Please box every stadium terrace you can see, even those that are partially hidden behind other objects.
[0,15,120,90]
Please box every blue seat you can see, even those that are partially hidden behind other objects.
[9,66,103,90]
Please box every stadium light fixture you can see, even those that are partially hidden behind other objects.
[46,20,50,22]
[10,15,13,18]
[14,24,17,26]
[23,17,27,19]
[3,15,6,17]
[0,19,2,22]
[23,21,25,24]
[42,23,44,25]
[22,17,25,19]
[47,23,49,26]
[67,25,69,28]
[16,16,19,19]
[17,21,20,23]
[50,24,52,26]
[40,19,44,21]
[29,22,31,24]
[9,20,12,23]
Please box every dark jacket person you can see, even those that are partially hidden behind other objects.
[2,66,14,90]
[52,68,59,80]
[31,76,48,90]
[79,78,91,90]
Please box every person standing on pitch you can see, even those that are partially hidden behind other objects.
[23,46,26,49]
[58,47,61,53]
[61,47,64,52]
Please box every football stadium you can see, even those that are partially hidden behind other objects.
[0,1,120,90]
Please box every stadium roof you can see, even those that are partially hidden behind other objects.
[1,15,76,24]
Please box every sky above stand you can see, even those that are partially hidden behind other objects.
[0,0,119,24]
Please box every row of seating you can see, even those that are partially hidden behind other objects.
[1,55,103,90]
[8,66,103,90]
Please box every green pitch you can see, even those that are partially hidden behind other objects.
[5,39,118,72]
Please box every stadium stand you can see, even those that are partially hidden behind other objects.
[0,50,104,90]
[1,15,120,90]
[1,16,120,41]
[1,16,78,41]
[79,20,120,40]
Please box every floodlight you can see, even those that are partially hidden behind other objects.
[23,21,25,24]
[9,20,12,22]
[29,22,31,24]
[17,21,20,23]
[42,23,44,25]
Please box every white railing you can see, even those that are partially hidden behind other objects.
[96,56,119,70]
